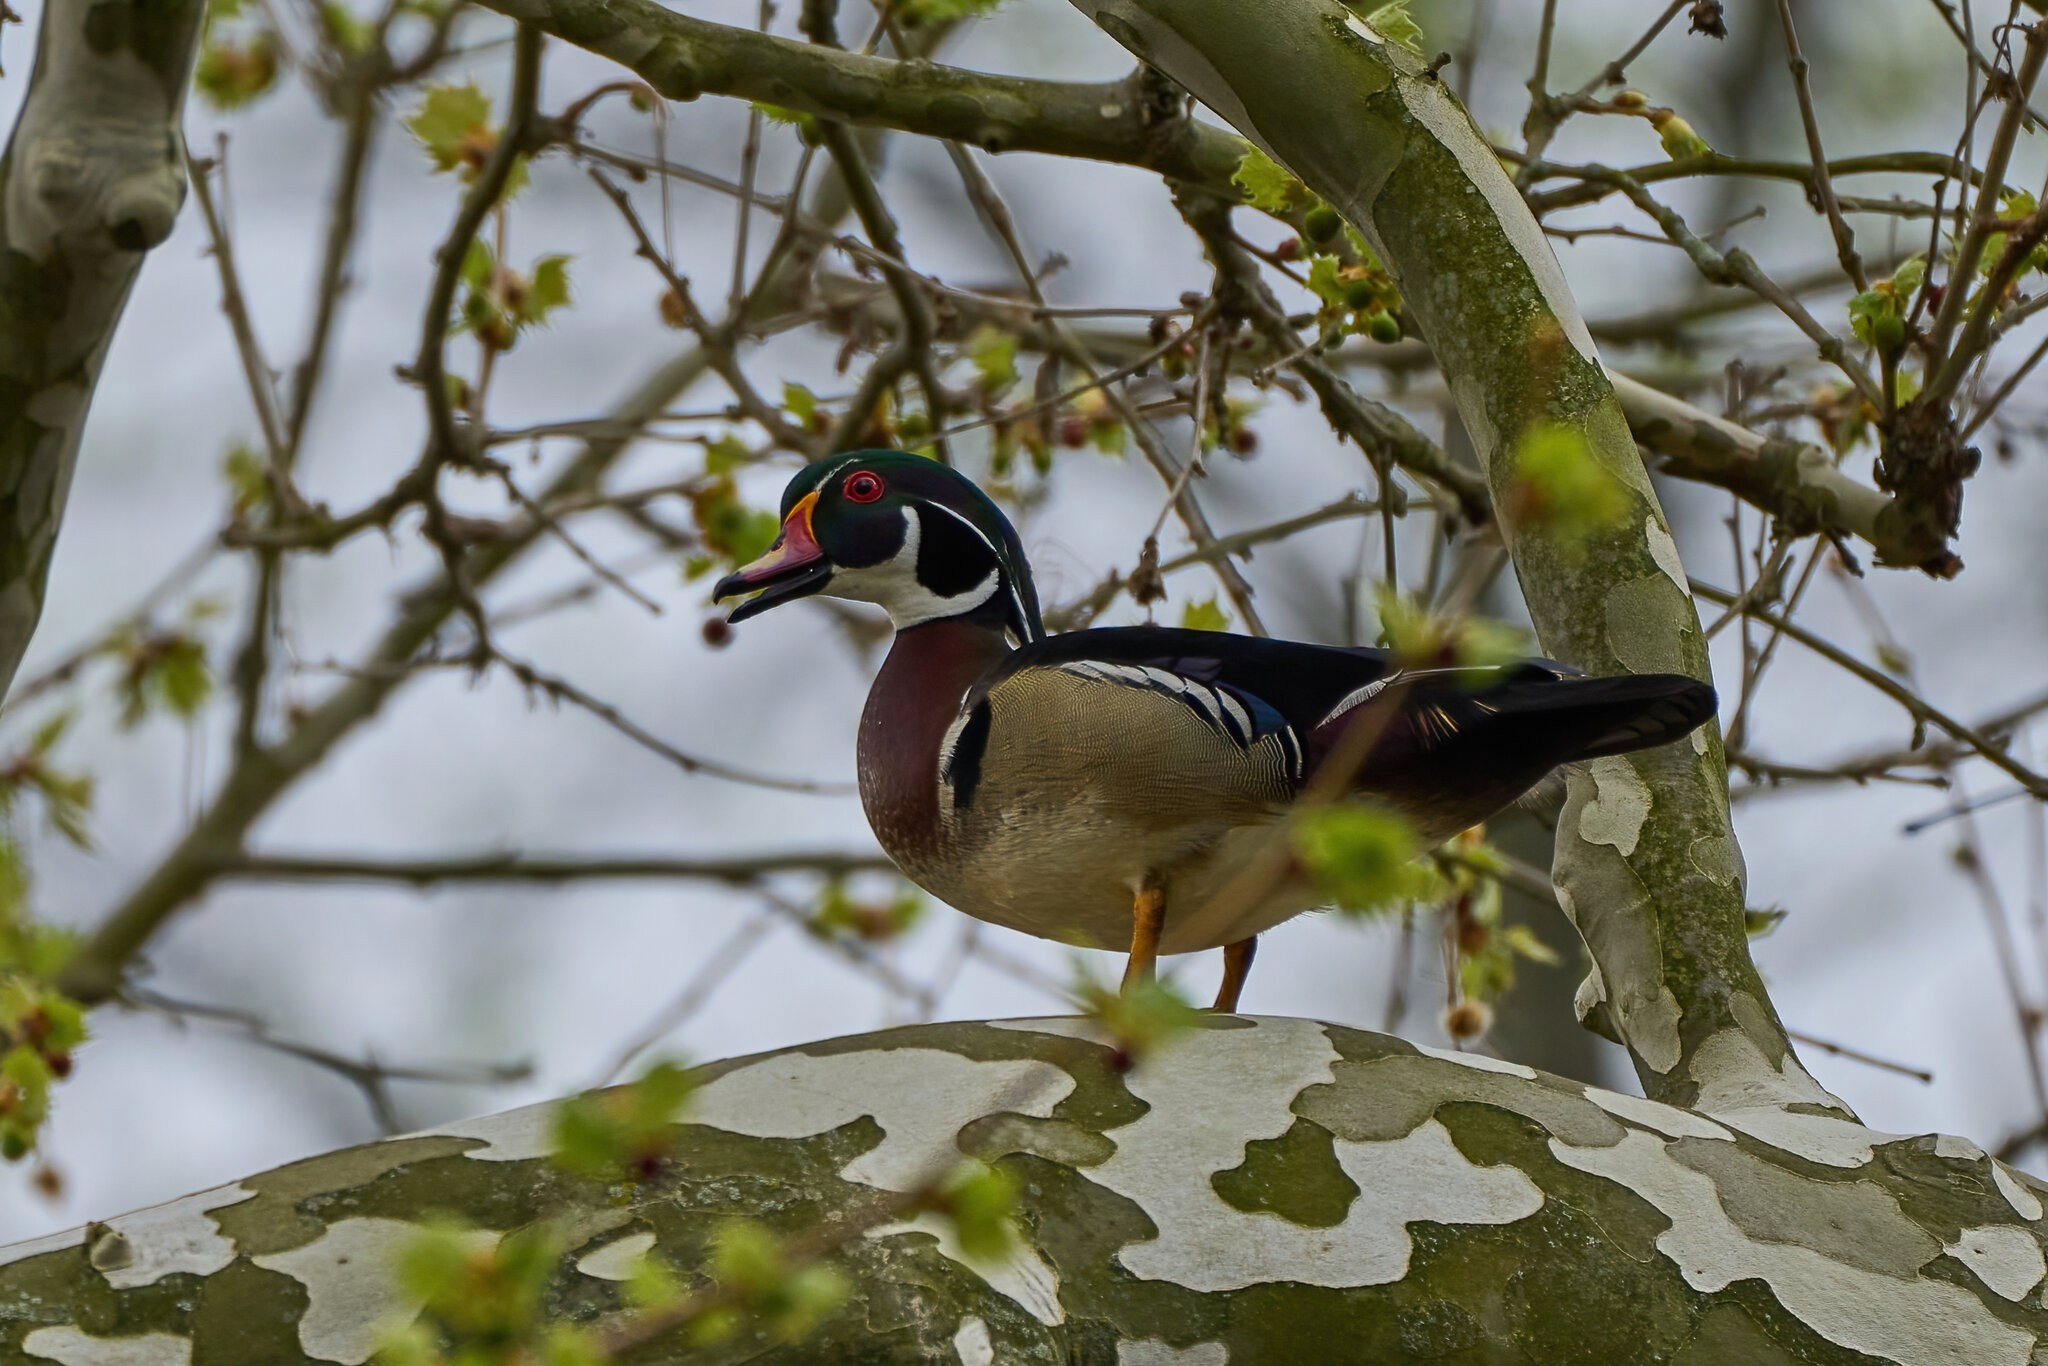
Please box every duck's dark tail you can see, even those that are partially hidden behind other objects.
[1483,671,1720,763]
[1350,669,1718,840]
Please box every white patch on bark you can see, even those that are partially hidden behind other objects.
[1995,1161,2045,1221]
[1624,990,1686,1076]
[1690,1031,1876,1165]
[20,1184,255,1289]
[22,1328,193,1366]
[0,1224,85,1270]
[1935,1134,1987,1161]
[1643,516,1691,598]
[1579,757,1652,856]
[1119,1340,1230,1365]
[1550,836,1683,1073]
[692,1046,1072,1190]
[1572,968,1606,1024]
[1583,1087,1733,1141]
[1007,1018,1541,1291]
[953,1315,995,1366]
[253,1217,498,1364]
[1947,1225,2047,1302]
[1413,1045,1536,1079]
[1691,727,1708,755]
[1708,1107,1894,1168]
[871,1209,1064,1325]
[575,1230,655,1282]
[411,1100,556,1161]
[1554,1131,2036,1365]
[1342,13,1383,44]
[691,1045,1073,1323]
[1391,79,1599,367]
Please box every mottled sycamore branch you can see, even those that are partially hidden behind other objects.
[8,1019,2048,1364]
[0,1,207,698]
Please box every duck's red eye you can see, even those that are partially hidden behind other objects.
[843,470,886,504]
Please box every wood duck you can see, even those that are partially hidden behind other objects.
[714,451,1716,1012]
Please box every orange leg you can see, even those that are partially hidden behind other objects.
[1211,935,1258,1013]
[1122,885,1166,993]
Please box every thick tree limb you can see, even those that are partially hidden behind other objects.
[1609,373,1964,577]
[5,1019,2046,1364]
[476,0,1250,194]
[0,0,207,697]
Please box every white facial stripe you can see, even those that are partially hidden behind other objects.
[827,506,1000,629]
[922,499,1036,640]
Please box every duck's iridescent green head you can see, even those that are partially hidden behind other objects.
[712,451,1043,642]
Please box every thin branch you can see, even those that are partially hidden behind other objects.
[816,121,952,462]
[127,987,531,1135]
[488,648,857,795]
[1772,0,1867,290]
[590,912,775,1087]
[1925,20,2048,367]
[415,22,545,466]
[285,76,382,460]
[212,849,892,884]
[1589,167,1885,408]
[1692,578,2048,799]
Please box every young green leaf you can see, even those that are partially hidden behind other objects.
[895,0,1003,22]
[1849,288,1906,352]
[782,382,821,427]
[964,325,1020,394]
[1361,1,1423,54]
[318,1,375,55]
[1291,804,1439,914]
[1232,147,1306,214]
[407,84,494,175]
[1650,109,1712,160]
[1503,422,1632,550]
[194,32,281,109]
[931,1161,1019,1261]
[520,255,573,326]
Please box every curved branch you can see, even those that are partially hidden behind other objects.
[0,0,207,697]
[473,0,1250,192]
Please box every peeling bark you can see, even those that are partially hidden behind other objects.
[5,1019,2045,1364]
[0,0,206,697]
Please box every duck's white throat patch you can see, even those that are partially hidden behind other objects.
[829,505,1001,629]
